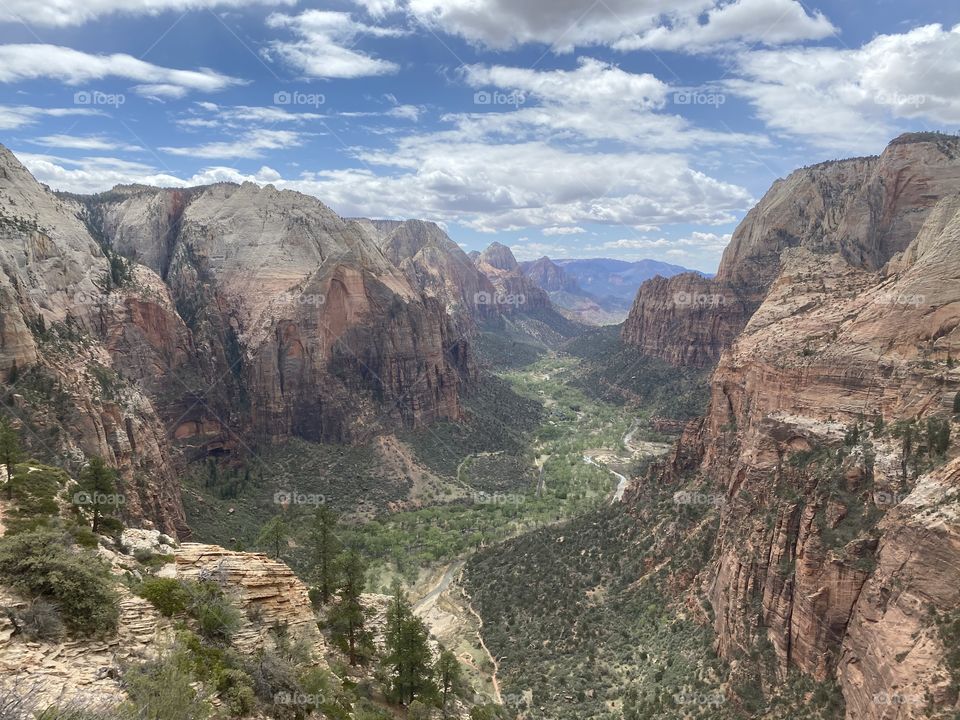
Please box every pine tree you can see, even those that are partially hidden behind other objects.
[257,515,290,560]
[0,417,22,500]
[309,505,342,605]
[328,549,371,666]
[436,648,464,718]
[383,582,437,706]
[77,456,117,533]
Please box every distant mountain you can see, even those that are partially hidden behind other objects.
[553,258,701,306]
[518,256,701,325]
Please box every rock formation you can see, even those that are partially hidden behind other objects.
[633,135,960,718]
[623,133,960,368]
[355,218,499,330]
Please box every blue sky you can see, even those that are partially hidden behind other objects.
[1,0,958,272]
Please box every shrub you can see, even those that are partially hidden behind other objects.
[186,581,242,644]
[0,529,119,637]
[138,578,190,617]
[123,647,210,720]
[14,597,64,641]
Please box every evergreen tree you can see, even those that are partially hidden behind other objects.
[257,515,290,560]
[954,390,960,415]
[383,582,437,706]
[309,505,342,604]
[435,648,464,718]
[0,417,22,500]
[76,456,118,533]
[329,549,371,666]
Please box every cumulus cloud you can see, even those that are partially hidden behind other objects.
[403,0,832,52]
[0,0,294,27]
[615,0,835,52]
[265,10,406,78]
[728,23,960,153]
[457,58,767,150]
[0,44,242,96]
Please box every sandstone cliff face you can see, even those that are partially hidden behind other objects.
[356,218,499,330]
[474,242,551,313]
[0,146,188,536]
[622,133,960,368]
[837,458,960,719]
[649,188,960,717]
[90,183,472,446]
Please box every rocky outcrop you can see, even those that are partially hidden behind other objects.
[643,182,960,717]
[474,242,551,313]
[620,272,755,367]
[0,537,326,712]
[622,133,960,368]
[175,543,325,656]
[356,218,499,330]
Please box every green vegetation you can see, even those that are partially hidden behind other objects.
[257,514,291,560]
[383,583,437,705]
[0,416,22,498]
[328,549,373,666]
[564,326,710,423]
[75,456,121,533]
[0,528,119,637]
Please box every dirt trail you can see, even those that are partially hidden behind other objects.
[461,575,503,705]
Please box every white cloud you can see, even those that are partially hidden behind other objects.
[352,0,401,18]
[29,135,142,151]
[406,0,708,51]
[404,0,831,52]
[16,141,752,233]
[0,0,295,27]
[0,44,243,95]
[386,104,423,121]
[160,128,306,159]
[728,23,960,152]
[456,58,767,150]
[0,105,102,130]
[614,0,835,52]
[543,226,586,236]
[598,231,732,252]
[265,10,405,79]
